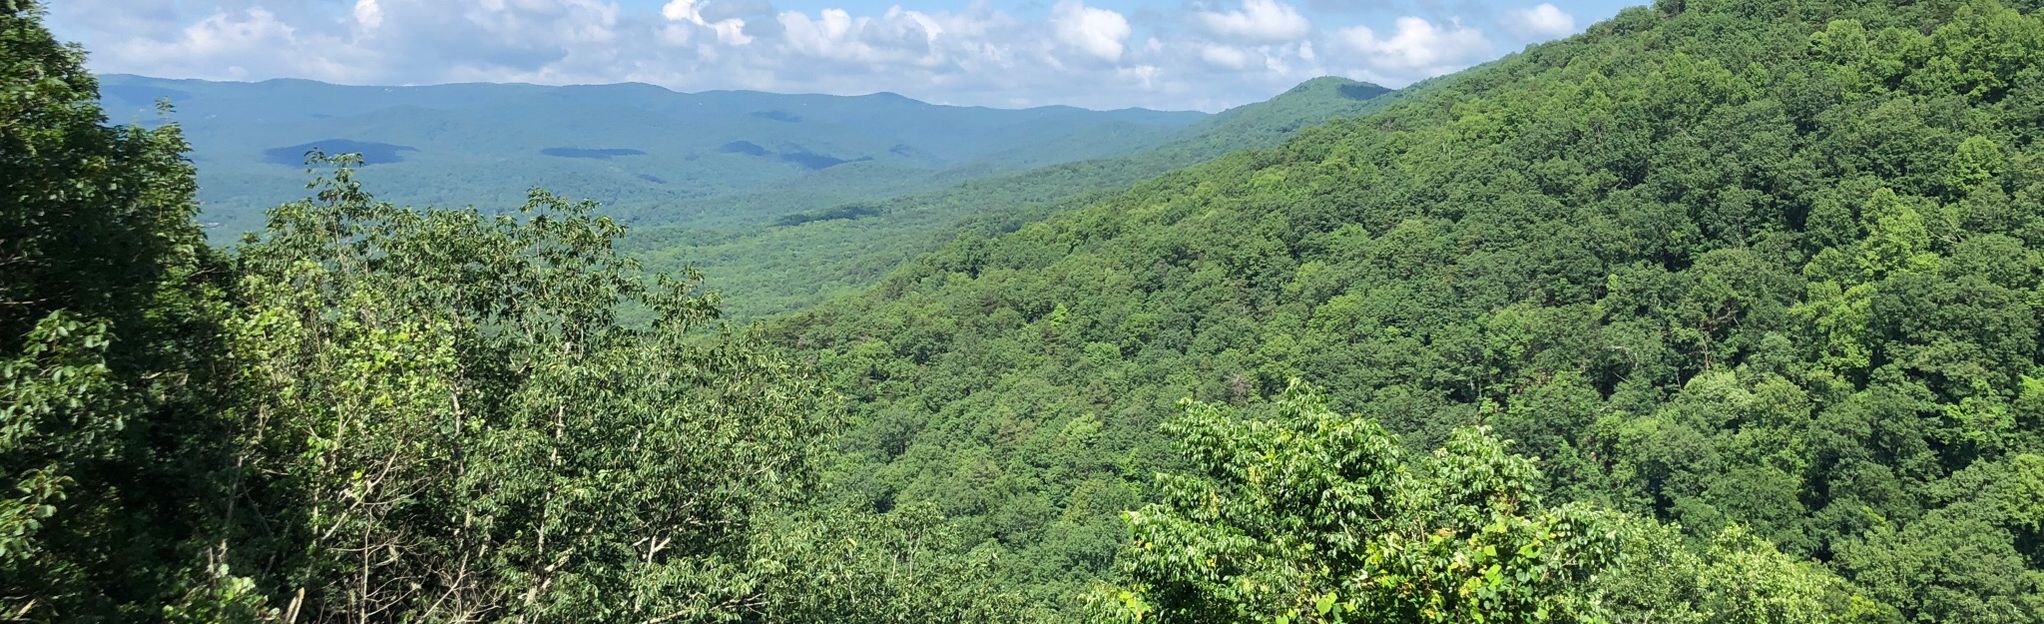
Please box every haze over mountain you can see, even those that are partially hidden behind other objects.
[98,74,1207,234]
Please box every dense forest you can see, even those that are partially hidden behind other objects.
[780,0,2044,619]
[7,0,2044,622]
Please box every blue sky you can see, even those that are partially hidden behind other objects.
[49,0,1642,111]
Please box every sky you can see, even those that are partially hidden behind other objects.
[47,0,1641,112]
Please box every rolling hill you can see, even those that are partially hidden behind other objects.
[625,76,1397,319]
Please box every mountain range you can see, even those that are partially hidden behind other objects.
[98,74,1208,234]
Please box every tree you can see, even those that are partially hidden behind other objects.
[1110,383,1621,623]
[1104,382,1885,623]
[225,157,843,621]
[1,1,246,618]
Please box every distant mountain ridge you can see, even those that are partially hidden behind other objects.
[97,74,1207,234]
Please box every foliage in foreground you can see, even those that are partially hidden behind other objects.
[2,0,237,616]
[1103,384,1880,623]
[223,158,847,620]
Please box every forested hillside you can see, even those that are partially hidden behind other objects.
[626,76,1395,319]
[98,74,1205,235]
[779,0,2044,620]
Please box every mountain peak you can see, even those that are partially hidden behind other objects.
[1280,76,1393,101]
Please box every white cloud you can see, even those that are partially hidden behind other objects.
[180,9,295,58]
[664,0,752,45]
[1336,16,1491,78]
[775,8,954,65]
[660,0,697,21]
[1199,44,1252,70]
[41,0,1560,111]
[354,0,384,29]
[1051,0,1130,62]
[86,7,364,83]
[1194,0,1311,44]
[1507,3,1576,39]
[1118,64,1161,89]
